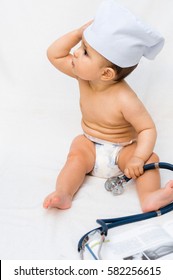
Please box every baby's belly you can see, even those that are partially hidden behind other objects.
[81,119,137,143]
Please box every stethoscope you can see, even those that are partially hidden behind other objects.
[78,162,173,260]
[105,161,173,195]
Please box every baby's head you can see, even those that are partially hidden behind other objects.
[84,0,164,80]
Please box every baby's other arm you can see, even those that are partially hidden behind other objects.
[120,91,157,179]
[47,22,92,78]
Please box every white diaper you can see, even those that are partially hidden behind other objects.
[85,134,135,179]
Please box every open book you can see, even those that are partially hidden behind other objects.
[84,220,173,260]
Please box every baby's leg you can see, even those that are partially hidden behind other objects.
[118,144,173,212]
[43,135,95,209]
[135,154,173,212]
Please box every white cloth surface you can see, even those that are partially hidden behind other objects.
[0,0,173,260]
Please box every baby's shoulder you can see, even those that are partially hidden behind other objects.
[112,80,137,99]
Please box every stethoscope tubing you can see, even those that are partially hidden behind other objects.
[78,202,173,252]
[78,162,173,252]
[122,161,173,183]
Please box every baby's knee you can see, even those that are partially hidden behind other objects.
[67,151,83,163]
[148,152,159,163]
[67,150,94,173]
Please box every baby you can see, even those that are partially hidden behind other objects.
[43,0,173,212]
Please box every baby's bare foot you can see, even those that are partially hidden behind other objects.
[142,180,173,212]
[162,180,173,201]
[43,191,72,209]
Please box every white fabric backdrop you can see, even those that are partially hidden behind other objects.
[0,0,173,259]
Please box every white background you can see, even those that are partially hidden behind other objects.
[0,0,173,261]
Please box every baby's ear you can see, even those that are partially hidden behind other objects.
[101,67,116,81]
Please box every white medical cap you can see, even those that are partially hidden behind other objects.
[84,0,164,67]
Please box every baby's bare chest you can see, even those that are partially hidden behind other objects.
[80,91,123,124]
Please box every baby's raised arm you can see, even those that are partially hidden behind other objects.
[47,22,92,78]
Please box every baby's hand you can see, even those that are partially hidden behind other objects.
[78,20,93,38]
[81,20,93,30]
[124,156,144,179]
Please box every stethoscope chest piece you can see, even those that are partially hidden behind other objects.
[104,175,127,195]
